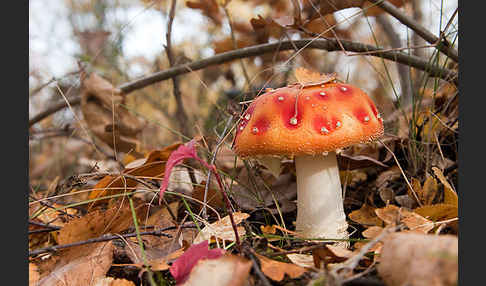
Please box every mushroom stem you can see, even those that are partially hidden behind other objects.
[294,152,348,243]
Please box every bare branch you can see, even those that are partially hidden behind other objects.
[119,38,457,94]
[29,38,457,126]
[367,0,458,62]
[165,0,191,138]
[29,97,81,127]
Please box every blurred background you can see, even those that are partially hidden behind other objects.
[29,0,458,187]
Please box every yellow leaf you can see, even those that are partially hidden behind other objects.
[348,203,383,227]
[414,203,457,222]
[432,167,458,206]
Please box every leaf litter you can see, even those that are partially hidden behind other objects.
[30,63,459,285]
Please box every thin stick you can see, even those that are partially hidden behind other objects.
[201,115,234,219]
[119,38,457,94]
[29,224,196,257]
[29,38,457,126]
[164,0,191,138]
[378,138,422,207]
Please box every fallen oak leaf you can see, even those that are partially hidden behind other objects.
[37,242,114,286]
[255,253,307,281]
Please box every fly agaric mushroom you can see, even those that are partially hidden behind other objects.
[233,69,383,243]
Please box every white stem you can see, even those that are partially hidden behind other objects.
[294,152,348,241]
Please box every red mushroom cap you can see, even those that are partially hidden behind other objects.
[233,82,384,157]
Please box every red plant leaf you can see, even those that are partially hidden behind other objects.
[159,139,212,203]
[169,240,225,284]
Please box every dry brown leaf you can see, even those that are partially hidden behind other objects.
[374,204,402,225]
[186,0,222,25]
[293,67,337,87]
[250,15,286,43]
[182,254,252,286]
[312,244,353,268]
[88,143,181,201]
[191,182,225,211]
[194,212,249,244]
[260,225,277,235]
[378,233,458,286]
[408,176,438,206]
[362,226,384,238]
[80,72,145,153]
[432,167,458,206]
[256,253,307,281]
[57,203,148,245]
[401,212,434,234]
[37,242,114,286]
[414,204,458,224]
[348,203,383,227]
[373,205,434,233]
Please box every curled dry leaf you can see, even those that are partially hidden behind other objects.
[80,72,145,153]
[37,242,114,286]
[255,253,307,281]
[312,244,354,268]
[378,232,458,286]
[193,212,250,244]
[182,254,252,286]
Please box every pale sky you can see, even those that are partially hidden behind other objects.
[29,0,457,90]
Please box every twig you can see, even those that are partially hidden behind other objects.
[243,246,273,286]
[164,0,191,138]
[119,38,457,94]
[329,226,399,286]
[367,0,458,62]
[222,5,252,90]
[375,13,413,107]
[378,138,422,207]
[29,38,457,126]
[29,224,196,257]
[201,115,234,219]
[29,97,81,127]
